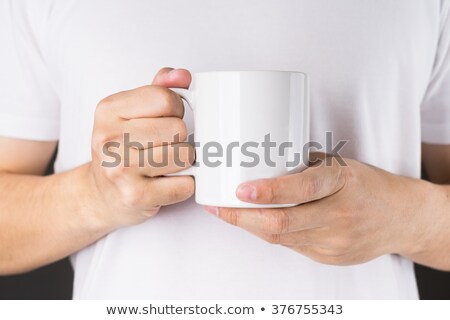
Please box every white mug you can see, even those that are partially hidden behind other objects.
[170,71,309,208]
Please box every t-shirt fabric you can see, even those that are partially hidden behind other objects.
[1,0,449,299]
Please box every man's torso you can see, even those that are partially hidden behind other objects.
[40,0,439,298]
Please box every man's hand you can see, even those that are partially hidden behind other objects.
[205,153,447,267]
[89,67,195,229]
[0,67,197,275]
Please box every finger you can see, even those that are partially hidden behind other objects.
[152,67,192,88]
[128,143,195,177]
[154,176,195,206]
[236,156,346,204]
[118,175,195,209]
[122,117,187,148]
[206,205,324,234]
[96,85,185,120]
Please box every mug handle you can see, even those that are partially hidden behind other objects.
[288,74,310,172]
[165,88,196,177]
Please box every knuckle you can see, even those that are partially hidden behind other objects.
[266,233,281,245]
[259,180,278,203]
[96,96,115,113]
[176,144,194,167]
[146,166,158,178]
[155,87,179,115]
[103,165,128,181]
[94,97,117,124]
[302,176,322,199]
[222,208,239,226]
[266,209,290,234]
[171,118,187,141]
[92,130,114,152]
[266,182,277,203]
[93,98,120,152]
[341,164,354,187]
[120,184,144,208]
[141,206,161,218]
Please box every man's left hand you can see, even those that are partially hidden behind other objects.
[205,153,430,266]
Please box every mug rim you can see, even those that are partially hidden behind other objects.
[192,70,307,76]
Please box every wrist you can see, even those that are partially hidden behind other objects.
[393,177,441,258]
[58,163,116,238]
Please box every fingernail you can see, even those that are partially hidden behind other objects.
[204,206,219,216]
[237,184,257,201]
[168,68,178,78]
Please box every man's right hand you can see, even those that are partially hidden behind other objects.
[88,68,195,229]
[0,68,195,274]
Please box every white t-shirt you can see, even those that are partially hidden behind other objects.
[1,0,449,299]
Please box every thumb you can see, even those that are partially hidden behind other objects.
[152,67,192,88]
[236,153,346,204]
